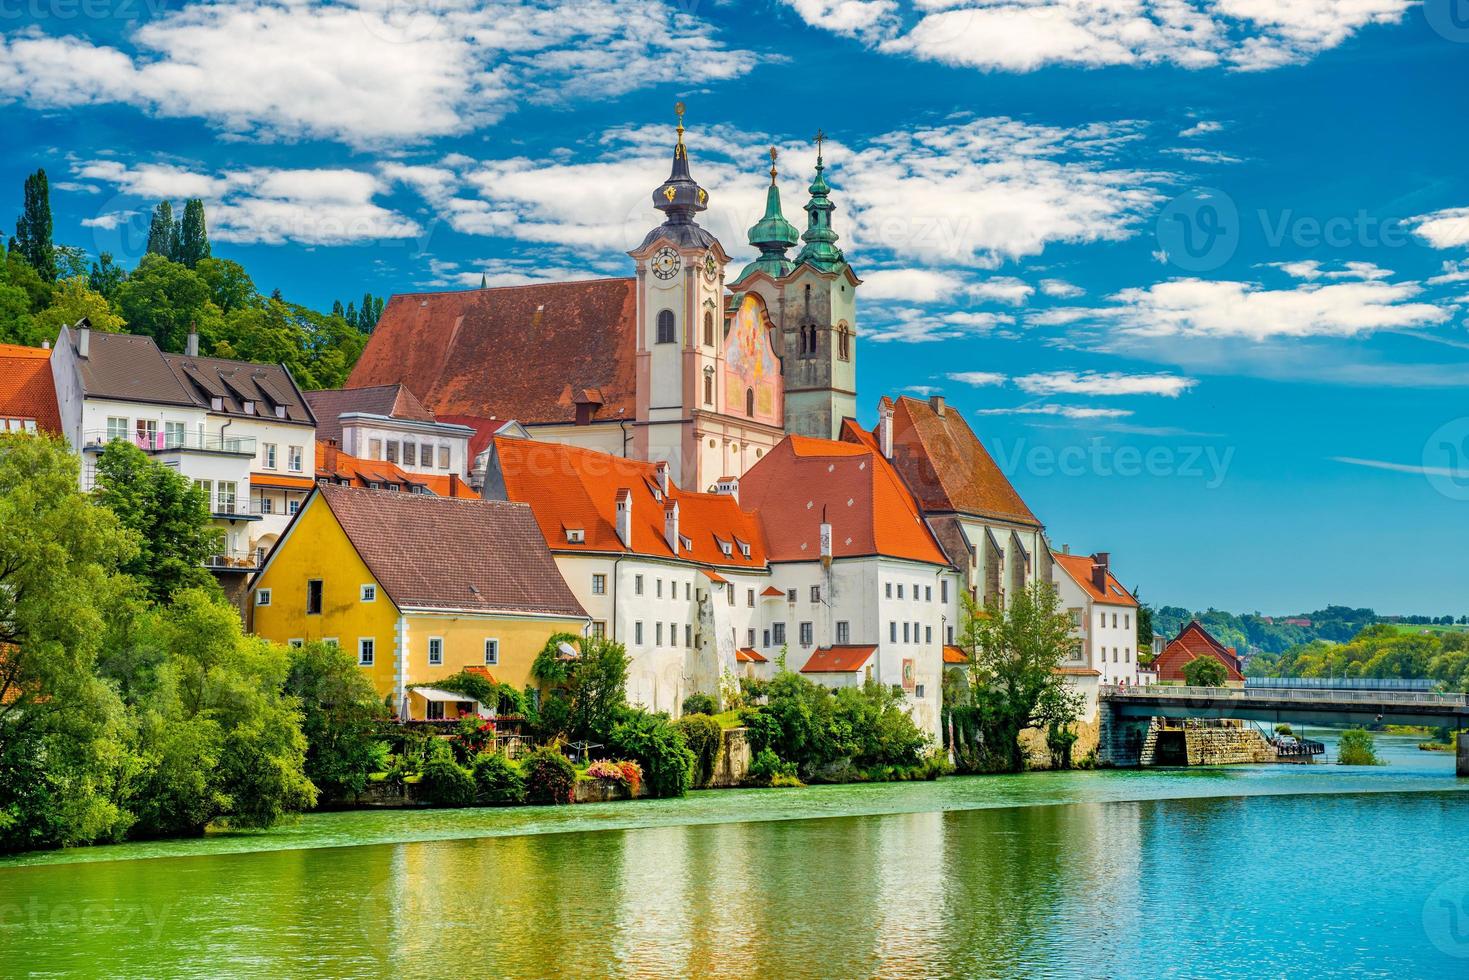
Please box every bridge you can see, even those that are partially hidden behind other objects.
[1097,685,1469,775]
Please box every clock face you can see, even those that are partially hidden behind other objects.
[703,253,718,282]
[652,246,681,280]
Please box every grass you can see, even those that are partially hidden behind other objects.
[1386,623,1469,635]
[710,710,745,730]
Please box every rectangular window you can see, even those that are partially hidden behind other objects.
[106,416,128,442]
[897,584,905,600]
[684,582,691,600]
[360,584,376,603]
[216,481,237,515]
[727,584,735,606]
[255,588,272,607]
[799,622,813,647]
[925,586,932,602]
[635,574,644,596]
[134,418,158,449]
[925,626,933,644]
[686,624,693,647]
[885,582,893,599]
[810,585,821,603]
[747,589,755,607]
[259,496,274,515]
[890,621,897,643]
[1125,614,1131,629]
[306,579,323,615]
[358,637,374,666]
[428,637,443,666]
[772,622,786,645]
[915,683,925,700]
[670,622,677,646]
[484,639,499,665]
[288,499,300,515]
[402,442,416,467]
[288,445,303,473]
[747,628,756,647]
[947,626,954,644]
[164,421,185,449]
[786,588,797,603]
[763,629,771,647]
[656,579,663,598]
[903,622,910,643]
[385,441,398,464]
[836,621,850,644]
[591,621,606,639]
[438,446,450,469]
[369,438,382,460]
[592,573,607,595]
[635,621,644,645]
[941,580,949,603]
[288,638,304,648]
[263,443,277,468]
[426,700,445,721]
[656,622,664,646]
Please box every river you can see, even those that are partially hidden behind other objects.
[2,733,1466,977]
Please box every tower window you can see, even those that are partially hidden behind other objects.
[704,367,714,406]
[838,323,851,361]
[703,310,714,347]
[656,309,676,344]
[745,388,755,417]
[804,283,811,313]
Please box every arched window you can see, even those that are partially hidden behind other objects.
[803,283,811,313]
[703,367,714,405]
[656,309,676,344]
[838,323,850,361]
[703,311,714,347]
[745,387,755,417]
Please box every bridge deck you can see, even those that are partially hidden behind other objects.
[1101,685,1469,729]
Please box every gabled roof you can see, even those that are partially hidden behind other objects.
[61,328,197,407]
[347,279,638,425]
[738,425,950,566]
[314,483,583,618]
[491,437,767,569]
[0,343,60,434]
[883,395,1041,528]
[943,644,968,665]
[305,384,437,444]
[317,441,477,498]
[1053,552,1137,607]
[801,645,877,673]
[735,648,768,664]
[1154,620,1244,682]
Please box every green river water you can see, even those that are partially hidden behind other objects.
[2,733,1467,977]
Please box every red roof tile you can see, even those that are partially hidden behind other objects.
[317,441,478,498]
[883,395,1041,527]
[0,343,60,434]
[761,586,785,597]
[943,644,968,665]
[490,437,767,568]
[313,484,585,618]
[1153,621,1244,682]
[738,425,950,566]
[347,279,637,425]
[735,647,768,664]
[801,645,877,673]
[1053,552,1137,607]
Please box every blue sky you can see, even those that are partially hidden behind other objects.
[5,0,1469,615]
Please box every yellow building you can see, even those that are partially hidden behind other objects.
[249,483,587,719]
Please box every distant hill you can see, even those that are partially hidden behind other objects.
[1149,605,1469,658]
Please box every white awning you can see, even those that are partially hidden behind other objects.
[409,687,478,703]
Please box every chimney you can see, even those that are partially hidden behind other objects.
[714,475,739,503]
[41,339,49,350]
[877,399,893,459]
[929,394,945,417]
[654,460,670,495]
[1062,543,1070,555]
[664,499,680,553]
[615,488,633,548]
[819,520,833,567]
[76,317,91,359]
[1091,552,1109,593]
[186,324,199,357]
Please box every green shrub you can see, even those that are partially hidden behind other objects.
[419,756,476,807]
[675,714,723,788]
[749,748,799,786]
[682,692,718,716]
[471,753,526,805]
[523,747,576,805]
[1274,723,1294,736]
[1338,728,1382,766]
[739,676,769,703]
[609,710,694,798]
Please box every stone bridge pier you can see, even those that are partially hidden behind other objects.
[1096,700,1151,768]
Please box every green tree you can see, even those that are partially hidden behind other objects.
[0,435,139,851]
[195,257,258,316]
[948,582,1086,773]
[92,441,222,602]
[609,709,694,798]
[14,170,57,283]
[531,633,630,743]
[32,276,124,339]
[285,642,388,801]
[175,199,211,268]
[88,252,127,301]
[1182,655,1229,687]
[113,253,217,352]
[146,201,177,259]
[1337,728,1381,766]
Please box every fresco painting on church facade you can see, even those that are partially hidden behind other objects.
[723,293,781,424]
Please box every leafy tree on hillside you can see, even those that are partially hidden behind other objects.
[14,169,56,283]
[88,252,127,301]
[195,257,257,315]
[1183,656,1229,687]
[113,253,217,352]
[32,276,124,337]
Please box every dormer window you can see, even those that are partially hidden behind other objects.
[243,400,255,415]
[275,405,286,418]
[566,528,585,544]
[211,397,223,411]
[740,543,751,558]
[719,541,732,558]
[679,534,692,551]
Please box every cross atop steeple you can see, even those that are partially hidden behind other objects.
[814,128,825,163]
[768,146,779,186]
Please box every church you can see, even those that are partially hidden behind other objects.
[346,107,860,492]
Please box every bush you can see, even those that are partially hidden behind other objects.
[609,710,695,798]
[675,714,723,788]
[682,692,717,717]
[1274,724,1293,736]
[523,746,576,805]
[420,756,476,807]
[471,753,525,806]
[1338,728,1382,766]
[749,748,800,787]
[739,676,770,703]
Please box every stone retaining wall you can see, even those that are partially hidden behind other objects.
[709,728,752,787]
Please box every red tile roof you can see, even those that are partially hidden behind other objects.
[491,437,767,568]
[316,441,478,498]
[1053,552,1137,607]
[1153,621,1244,682]
[735,648,768,664]
[883,395,1041,527]
[943,644,968,665]
[0,343,60,434]
[313,483,585,618]
[738,425,950,566]
[346,279,637,425]
[801,645,877,673]
[761,586,785,597]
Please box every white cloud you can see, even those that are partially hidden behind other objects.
[423,256,604,288]
[946,371,1008,387]
[80,210,139,230]
[1039,278,1084,298]
[0,1,757,147]
[1410,206,1469,249]
[1331,456,1464,478]
[1179,120,1223,137]
[1013,370,1197,397]
[1428,260,1469,286]
[867,308,1014,343]
[783,0,1414,73]
[1269,259,1392,281]
[974,404,1133,419]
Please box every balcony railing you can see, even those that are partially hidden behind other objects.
[82,430,256,456]
[204,548,264,571]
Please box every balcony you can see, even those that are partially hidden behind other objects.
[82,430,256,456]
[204,548,264,572]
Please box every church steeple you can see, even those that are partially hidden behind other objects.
[794,129,847,273]
[640,102,718,251]
[737,146,800,282]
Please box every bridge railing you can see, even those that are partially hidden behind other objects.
[1100,684,1468,707]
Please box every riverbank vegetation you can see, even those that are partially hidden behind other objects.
[1337,728,1382,766]
[942,582,1086,774]
[1249,624,1469,691]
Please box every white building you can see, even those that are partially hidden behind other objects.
[1052,550,1140,686]
[305,384,475,480]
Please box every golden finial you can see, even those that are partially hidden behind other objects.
[675,101,686,144]
[768,146,779,186]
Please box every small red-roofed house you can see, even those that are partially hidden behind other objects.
[1153,621,1246,687]
[0,342,61,435]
